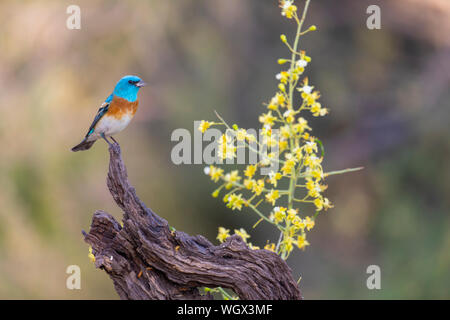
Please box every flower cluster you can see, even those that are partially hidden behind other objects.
[199,0,359,262]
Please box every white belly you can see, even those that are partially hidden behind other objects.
[91,114,133,139]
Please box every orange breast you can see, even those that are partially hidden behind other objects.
[108,96,139,119]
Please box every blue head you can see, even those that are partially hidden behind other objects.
[112,75,146,102]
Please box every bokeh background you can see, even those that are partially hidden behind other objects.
[0,0,449,299]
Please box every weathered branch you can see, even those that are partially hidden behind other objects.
[83,143,302,300]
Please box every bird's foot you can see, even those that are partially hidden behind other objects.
[100,133,114,147]
[110,136,119,145]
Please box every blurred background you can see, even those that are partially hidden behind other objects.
[0,0,449,299]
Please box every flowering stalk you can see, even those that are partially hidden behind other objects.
[200,0,361,265]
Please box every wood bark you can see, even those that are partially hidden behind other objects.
[83,143,302,300]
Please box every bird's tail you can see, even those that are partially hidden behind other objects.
[71,138,96,152]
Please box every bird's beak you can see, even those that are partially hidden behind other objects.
[136,80,147,87]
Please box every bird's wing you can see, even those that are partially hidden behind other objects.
[85,94,113,137]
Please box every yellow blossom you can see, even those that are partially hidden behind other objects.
[283,109,295,123]
[246,132,257,142]
[314,197,332,211]
[304,154,322,168]
[248,243,260,250]
[224,170,241,189]
[244,165,257,178]
[200,1,346,256]
[280,125,292,139]
[279,140,288,151]
[276,71,290,84]
[217,227,230,243]
[234,228,251,242]
[88,246,95,263]
[264,243,276,252]
[198,120,212,133]
[286,208,298,222]
[304,216,315,231]
[292,216,306,230]
[268,171,282,187]
[280,0,297,19]
[259,111,277,127]
[252,179,265,195]
[281,158,297,175]
[282,236,294,254]
[218,134,236,160]
[305,141,318,154]
[236,128,247,141]
[296,117,311,133]
[271,206,287,224]
[306,179,322,198]
[226,193,245,210]
[266,189,280,205]
[297,234,310,250]
[263,136,278,148]
[205,165,224,182]
[244,178,255,190]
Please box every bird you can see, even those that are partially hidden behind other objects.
[72,75,146,152]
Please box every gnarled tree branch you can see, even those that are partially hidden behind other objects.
[83,143,302,300]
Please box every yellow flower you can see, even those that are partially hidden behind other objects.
[296,117,311,133]
[252,179,265,195]
[234,228,251,242]
[198,120,212,133]
[218,134,237,160]
[304,154,322,168]
[304,216,315,231]
[292,216,306,230]
[306,179,321,198]
[224,170,241,189]
[306,167,323,179]
[311,102,328,117]
[275,92,286,106]
[205,165,224,182]
[246,132,257,142]
[293,146,303,161]
[298,77,313,94]
[264,243,276,252]
[271,206,287,224]
[281,158,296,175]
[302,90,321,106]
[283,109,295,123]
[279,140,288,151]
[259,111,276,127]
[276,71,290,84]
[88,246,96,263]
[280,125,292,139]
[244,178,255,190]
[286,208,298,222]
[280,0,297,19]
[268,171,282,187]
[266,189,280,205]
[244,165,257,178]
[236,128,247,141]
[305,141,318,154]
[297,234,310,250]
[226,193,245,210]
[263,136,278,148]
[281,236,294,253]
[299,50,312,63]
[248,243,260,250]
[217,227,230,243]
[314,197,332,211]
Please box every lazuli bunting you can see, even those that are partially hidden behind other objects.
[72,75,146,152]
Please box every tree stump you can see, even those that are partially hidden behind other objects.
[83,143,302,300]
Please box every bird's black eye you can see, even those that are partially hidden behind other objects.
[128,80,136,84]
